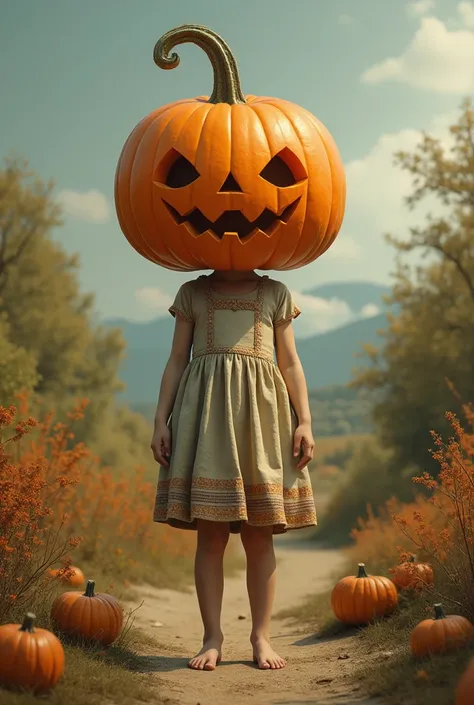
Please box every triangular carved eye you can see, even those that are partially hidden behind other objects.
[260,148,307,187]
[166,155,200,188]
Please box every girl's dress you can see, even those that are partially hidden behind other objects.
[153,274,317,534]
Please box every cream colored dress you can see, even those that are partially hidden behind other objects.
[153,275,317,534]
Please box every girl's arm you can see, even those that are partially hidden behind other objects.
[275,320,314,469]
[151,316,194,466]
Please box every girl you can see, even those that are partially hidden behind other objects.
[150,269,316,672]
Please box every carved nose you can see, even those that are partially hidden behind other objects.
[219,173,243,192]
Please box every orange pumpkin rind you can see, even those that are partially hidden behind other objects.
[0,612,65,694]
[410,603,474,659]
[114,24,346,272]
[330,563,398,626]
[51,579,124,646]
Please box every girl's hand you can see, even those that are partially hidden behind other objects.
[151,424,171,467]
[293,423,314,470]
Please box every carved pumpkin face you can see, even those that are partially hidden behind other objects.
[115,26,346,271]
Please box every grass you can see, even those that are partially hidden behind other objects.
[0,594,166,705]
[279,581,474,705]
[355,596,474,705]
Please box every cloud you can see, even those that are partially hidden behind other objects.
[406,0,435,17]
[57,189,110,224]
[458,1,474,28]
[361,16,474,93]
[135,287,173,315]
[343,109,455,244]
[291,292,354,337]
[338,14,354,25]
[325,235,360,260]
[360,303,381,318]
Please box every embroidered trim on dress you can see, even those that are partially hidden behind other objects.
[204,276,269,357]
[274,306,302,327]
[169,306,193,323]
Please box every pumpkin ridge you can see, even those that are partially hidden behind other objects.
[255,100,312,269]
[151,102,211,268]
[145,102,207,267]
[117,111,166,264]
[304,111,343,258]
[260,99,331,268]
[249,102,307,268]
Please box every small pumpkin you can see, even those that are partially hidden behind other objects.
[410,603,474,658]
[330,563,398,626]
[51,579,123,646]
[48,564,85,588]
[0,612,64,694]
[115,24,345,272]
[455,657,474,705]
[391,554,434,591]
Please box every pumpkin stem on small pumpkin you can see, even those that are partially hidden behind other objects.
[434,603,446,620]
[84,580,96,598]
[20,612,36,632]
[408,554,417,563]
[357,563,369,578]
[153,24,246,105]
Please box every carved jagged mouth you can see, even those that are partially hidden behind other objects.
[163,199,300,240]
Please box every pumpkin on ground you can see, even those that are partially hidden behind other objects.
[330,563,398,626]
[115,24,346,272]
[0,613,64,694]
[410,603,474,658]
[48,565,85,588]
[391,554,434,591]
[455,657,474,705]
[51,579,123,646]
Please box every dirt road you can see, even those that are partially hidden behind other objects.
[127,536,381,705]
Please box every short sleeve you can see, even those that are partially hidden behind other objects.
[169,283,194,323]
[273,283,301,327]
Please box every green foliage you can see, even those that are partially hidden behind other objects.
[353,99,474,473]
[316,437,415,546]
[0,156,153,475]
[0,314,38,402]
[309,385,375,436]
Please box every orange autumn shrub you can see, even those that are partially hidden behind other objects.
[349,404,474,619]
[0,397,195,623]
[348,497,438,576]
[0,402,83,622]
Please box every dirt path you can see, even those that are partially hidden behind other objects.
[127,536,381,705]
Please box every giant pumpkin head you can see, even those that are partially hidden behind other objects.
[115,25,346,271]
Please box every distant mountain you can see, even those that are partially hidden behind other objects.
[304,281,391,316]
[104,281,392,405]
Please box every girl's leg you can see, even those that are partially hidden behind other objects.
[189,519,230,671]
[240,523,287,670]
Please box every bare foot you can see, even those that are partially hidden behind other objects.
[252,637,287,670]
[188,639,223,671]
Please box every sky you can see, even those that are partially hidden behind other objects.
[1,0,473,336]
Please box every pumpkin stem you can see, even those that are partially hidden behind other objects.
[357,563,369,578]
[408,554,417,563]
[84,579,96,598]
[153,24,246,105]
[434,603,446,620]
[19,612,36,632]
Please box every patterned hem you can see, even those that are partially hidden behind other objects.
[153,476,317,534]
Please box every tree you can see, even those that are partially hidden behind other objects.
[0,314,38,402]
[353,99,474,472]
[0,156,128,445]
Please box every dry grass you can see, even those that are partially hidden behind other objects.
[0,587,165,705]
[356,598,474,705]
